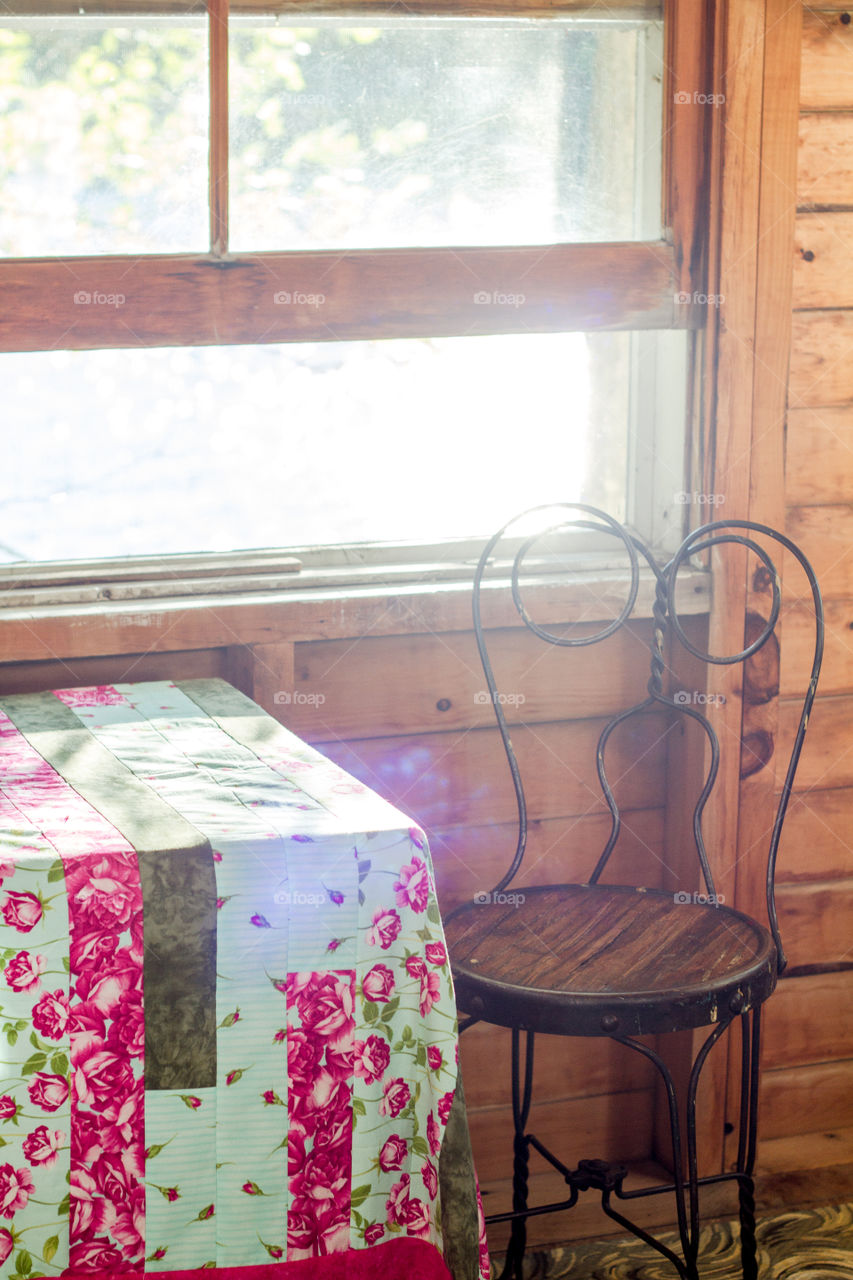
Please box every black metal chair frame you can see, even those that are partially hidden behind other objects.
[446,505,824,1280]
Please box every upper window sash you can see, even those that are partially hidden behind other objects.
[0,0,718,355]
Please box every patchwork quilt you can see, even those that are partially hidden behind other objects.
[0,679,487,1280]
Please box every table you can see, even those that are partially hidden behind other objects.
[0,679,488,1280]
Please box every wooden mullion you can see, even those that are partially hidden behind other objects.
[0,241,684,352]
[209,0,229,256]
[664,0,715,306]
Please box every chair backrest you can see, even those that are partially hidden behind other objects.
[472,504,824,973]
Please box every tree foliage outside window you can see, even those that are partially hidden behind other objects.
[0,18,654,256]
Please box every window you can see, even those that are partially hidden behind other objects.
[0,0,710,576]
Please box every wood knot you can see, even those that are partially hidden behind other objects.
[741,729,774,778]
[743,612,780,705]
[752,564,775,593]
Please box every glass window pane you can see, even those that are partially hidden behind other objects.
[230,15,663,251]
[0,334,633,563]
[0,20,208,256]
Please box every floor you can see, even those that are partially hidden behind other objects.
[489,1201,853,1278]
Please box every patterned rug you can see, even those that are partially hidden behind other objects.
[490,1202,853,1278]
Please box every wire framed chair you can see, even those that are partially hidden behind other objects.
[443,504,824,1280]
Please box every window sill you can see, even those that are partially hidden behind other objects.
[0,562,711,664]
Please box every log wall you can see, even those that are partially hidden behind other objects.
[757,2,853,1187]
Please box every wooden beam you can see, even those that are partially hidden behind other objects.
[0,568,710,663]
[786,504,853,598]
[798,113,853,206]
[684,0,768,1181]
[737,0,802,915]
[801,7,853,110]
[287,622,656,739]
[432,808,668,910]
[311,715,669,828]
[208,0,229,257]
[250,641,296,715]
[763,971,853,1067]
[0,242,682,352]
[790,310,853,406]
[664,0,715,302]
[777,787,853,883]
[761,1059,853,1138]
[793,213,853,310]
[777,692,853,792]
[233,0,659,11]
[726,0,804,1177]
[781,598,853,696]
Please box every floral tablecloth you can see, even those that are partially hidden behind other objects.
[0,679,487,1280]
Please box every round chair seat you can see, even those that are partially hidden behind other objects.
[444,883,778,1037]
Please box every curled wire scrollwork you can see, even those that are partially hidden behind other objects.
[464,507,824,968]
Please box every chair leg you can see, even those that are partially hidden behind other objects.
[615,1034,692,1275]
[736,1007,762,1280]
[499,1028,535,1280]
[614,1022,735,1280]
[738,1175,758,1280]
[684,1021,730,1280]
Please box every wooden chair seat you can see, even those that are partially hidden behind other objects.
[445,883,777,1038]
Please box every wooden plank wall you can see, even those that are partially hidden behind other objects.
[759,3,853,1180]
[0,609,672,1247]
[285,619,673,1241]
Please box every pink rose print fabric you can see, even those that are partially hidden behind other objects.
[64,848,145,1270]
[285,971,355,1260]
[0,681,485,1280]
[0,707,145,1275]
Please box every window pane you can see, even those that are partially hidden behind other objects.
[0,334,635,563]
[230,15,663,251]
[0,20,208,256]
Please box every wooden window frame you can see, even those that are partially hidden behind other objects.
[0,0,714,617]
[0,0,713,352]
